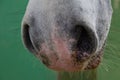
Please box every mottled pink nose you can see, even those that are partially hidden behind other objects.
[21,0,113,72]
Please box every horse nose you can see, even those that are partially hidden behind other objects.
[22,20,99,55]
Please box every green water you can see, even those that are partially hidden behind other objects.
[0,0,120,80]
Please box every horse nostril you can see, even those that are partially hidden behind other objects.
[72,24,98,54]
[77,27,96,53]
[22,24,37,54]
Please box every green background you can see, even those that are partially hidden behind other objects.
[0,0,120,80]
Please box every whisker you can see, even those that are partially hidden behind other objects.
[104,53,120,61]
[100,62,109,72]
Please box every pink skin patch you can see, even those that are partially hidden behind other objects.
[36,26,102,72]
[40,36,83,71]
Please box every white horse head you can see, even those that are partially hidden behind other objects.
[22,0,112,72]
